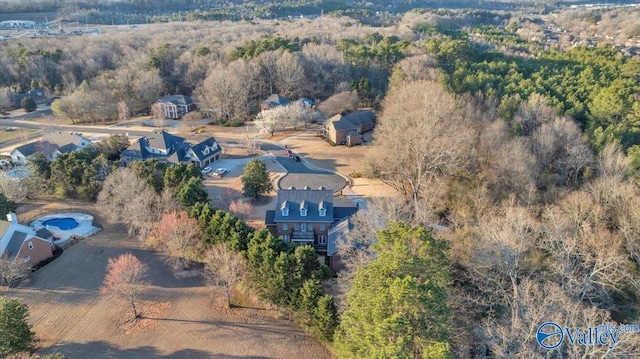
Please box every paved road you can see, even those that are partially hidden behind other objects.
[260,142,347,191]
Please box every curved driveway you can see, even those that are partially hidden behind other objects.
[261,143,347,192]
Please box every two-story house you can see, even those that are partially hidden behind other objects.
[265,187,357,261]
[121,130,222,168]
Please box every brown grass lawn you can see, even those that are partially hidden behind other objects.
[2,198,333,359]
[0,127,37,144]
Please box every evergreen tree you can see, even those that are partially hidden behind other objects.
[334,222,452,358]
[241,159,272,200]
[0,296,36,357]
[21,96,37,112]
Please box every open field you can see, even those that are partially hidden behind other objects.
[0,126,36,144]
[2,198,334,359]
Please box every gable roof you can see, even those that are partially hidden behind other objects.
[262,94,290,108]
[327,217,353,256]
[5,231,27,258]
[35,228,53,240]
[42,132,91,147]
[327,115,357,131]
[188,137,221,161]
[274,188,334,222]
[12,141,59,158]
[157,95,194,106]
[344,110,375,127]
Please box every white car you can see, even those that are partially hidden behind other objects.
[201,167,213,175]
[213,168,227,177]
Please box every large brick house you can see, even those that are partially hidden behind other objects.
[0,213,54,271]
[265,187,357,270]
[121,130,221,169]
[325,110,375,146]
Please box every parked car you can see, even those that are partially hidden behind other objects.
[293,155,301,162]
[201,167,213,175]
[213,168,228,177]
[285,149,294,157]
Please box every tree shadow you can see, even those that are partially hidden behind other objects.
[40,340,213,359]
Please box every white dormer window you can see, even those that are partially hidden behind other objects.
[204,147,210,155]
[319,209,327,217]
[282,208,289,216]
[300,208,308,216]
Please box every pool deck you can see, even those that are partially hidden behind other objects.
[30,213,100,243]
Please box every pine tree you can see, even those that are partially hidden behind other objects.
[241,159,272,200]
[0,296,36,357]
[334,222,452,358]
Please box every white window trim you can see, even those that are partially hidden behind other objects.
[282,223,288,230]
[300,208,307,216]
[318,235,327,245]
[319,208,327,217]
[320,224,326,231]
[282,208,289,216]
[23,255,30,263]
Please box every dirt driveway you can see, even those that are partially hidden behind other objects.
[2,201,333,359]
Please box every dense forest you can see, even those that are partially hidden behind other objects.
[2,5,640,358]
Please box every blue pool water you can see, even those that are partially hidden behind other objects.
[42,218,79,230]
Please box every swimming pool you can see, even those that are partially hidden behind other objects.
[42,218,79,230]
[30,213,100,243]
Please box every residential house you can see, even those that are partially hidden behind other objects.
[156,95,196,119]
[260,94,290,111]
[265,187,357,271]
[325,110,376,146]
[10,131,93,165]
[12,88,52,107]
[121,130,221,168]
[0,213,54,270]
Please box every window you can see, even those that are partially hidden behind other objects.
[319,208,327,217]
[318,235,327,245]
[308,224,313,230]
[300,208,307,216]
[320,224,326,231]
[28,241,34,250]
[294,223,300,230]
[282,235,290,242]
[282,208,289,216]
[23,255,30,263]
[282,223,288,230]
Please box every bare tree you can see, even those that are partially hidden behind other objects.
[204,242,247,308]
[274,51,306,99]
[0,174,29,203]
[146,211,200,270]
[317,90,359,118]
[368,80,472,217]
[0,87,13,110]
[0,254,25,287]
[228,199,254,221]
[101,253,148,320]
[97,168,161,238]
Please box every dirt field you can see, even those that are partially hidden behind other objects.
[2,199,334,359]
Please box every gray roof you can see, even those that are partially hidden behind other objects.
[344,110,375,127]
[5,231,27,258]
[333,206,358,221]
[189,137,221,161]
[326,115,356,131]
[327,217,353,256]
[147,130,184,152]
[274,188,334,222]
[262,94,290,108]
[265,210,276,225]
[42,132,90,147]
[13,141,59,158]
[35,228,53,239]
[157,95,194,106]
